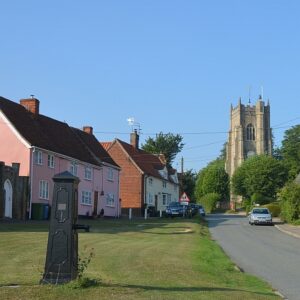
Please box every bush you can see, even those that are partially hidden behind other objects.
[262,203,281,217]
[278,182,300,223]
[251,193,274,205]
[200,193,221,213]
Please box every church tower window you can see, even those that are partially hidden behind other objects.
[246,124,255,141]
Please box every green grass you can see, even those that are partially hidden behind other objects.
[0,218,279,299]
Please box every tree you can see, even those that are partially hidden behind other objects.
[195,159,229,202]
[280,125,300,179]
[231,155,288,200]
[181,169,197,201]
[141,132,184,167]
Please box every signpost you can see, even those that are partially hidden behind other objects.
[179,192,190,206]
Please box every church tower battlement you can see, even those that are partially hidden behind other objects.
[225,96,272,180]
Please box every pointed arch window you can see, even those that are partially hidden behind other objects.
[246,124,255,141]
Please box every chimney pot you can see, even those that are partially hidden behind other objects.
[83,126,93,135]
[20,98,40,114]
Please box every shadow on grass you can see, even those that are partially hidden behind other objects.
[94,282,277,297]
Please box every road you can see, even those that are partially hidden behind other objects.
[207,214,300,300]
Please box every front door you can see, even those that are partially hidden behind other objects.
[4,179,12,218]
[93,191,98,216]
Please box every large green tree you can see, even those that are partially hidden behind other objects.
[194,159,229,202]
[141,132,184,167]
[280,124,300,179]
[231,155,288,199]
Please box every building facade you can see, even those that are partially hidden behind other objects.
[225,96,272,206]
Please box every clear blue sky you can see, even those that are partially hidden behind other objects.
[1,0,300,172]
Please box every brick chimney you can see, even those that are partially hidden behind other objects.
[20,97,40,114]
[83,126,93,135]
[130,129,139,149]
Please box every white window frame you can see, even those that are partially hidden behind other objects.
[84,166,92,180]
[107,168,114,181]
[162,181,167,188]
[39,180,49,200]
[47,154,55,168]
[34,151,43,165]
[81,190,92,205]
[70,161,78,176]
[106,193,115,207]
[148,193,153,205]
[148,178,153,185]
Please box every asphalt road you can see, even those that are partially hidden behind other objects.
[207,214,300,300]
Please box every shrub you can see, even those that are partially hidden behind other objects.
[278,182,300,223]
[262,203,281,217]
[200,193,221,213]
[251,193,273,205]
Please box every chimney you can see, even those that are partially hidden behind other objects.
[130,129,139,149]
[83,126,93,135]
[20,96,40,114]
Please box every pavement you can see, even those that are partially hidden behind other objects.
[273,218,300,239]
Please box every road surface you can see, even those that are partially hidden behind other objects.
[207,214,300,300]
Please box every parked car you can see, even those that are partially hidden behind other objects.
[165,202,183,217]
[198,205,206,217]
[248,207,273,225]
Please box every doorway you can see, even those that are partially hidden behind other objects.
[4,179,13,218]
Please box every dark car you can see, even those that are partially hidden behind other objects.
[165,202,185,217]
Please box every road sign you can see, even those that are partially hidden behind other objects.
[180,192,190,203]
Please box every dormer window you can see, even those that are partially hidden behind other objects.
[246,124,255,141]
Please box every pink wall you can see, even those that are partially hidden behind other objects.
[0,114,30,175]
[31,150,120,217]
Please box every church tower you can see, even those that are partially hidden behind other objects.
[225,96,272,206]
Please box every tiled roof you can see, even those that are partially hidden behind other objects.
[101,142,112,151]
[0,96,118,168]
[116,139,177,182]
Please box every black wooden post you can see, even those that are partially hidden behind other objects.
[41,171,79,284]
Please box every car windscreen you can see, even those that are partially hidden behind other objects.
[252,209,269,214]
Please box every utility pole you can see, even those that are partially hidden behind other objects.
[180,157,184,195]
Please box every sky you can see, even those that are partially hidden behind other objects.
[1,0,300,172]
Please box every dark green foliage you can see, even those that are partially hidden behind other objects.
[250,193,274,205]
[280,125,300,179]
[200,193,221,213]
[141,132,184,167]
[181,169,197,202]
[194,159,229,202]
[231,155,288,199]
[278,182,300,222]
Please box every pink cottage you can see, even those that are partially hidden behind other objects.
[0,96,120,218]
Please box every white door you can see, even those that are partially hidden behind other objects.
[4,179,13,218]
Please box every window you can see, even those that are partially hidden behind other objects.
[148,178,153,185]
[162,181,167,188]
[246,124,255,141]
[107,168,114,181]
[81,191,92,205]
[39,180,49,199]
[70,162,78,176]
[162,194,167,205]
[47,154,55,168]
[106,193,115,207]
[84,167,92,180]
[34,151,43,165]
[148,193,153,205]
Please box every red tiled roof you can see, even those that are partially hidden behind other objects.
[116,139,177,181]
[101,142,112,151]
[0,96,118,168]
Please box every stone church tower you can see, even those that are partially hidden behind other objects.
[225,96,272,206]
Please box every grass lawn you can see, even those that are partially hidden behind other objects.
[0,217,279,299]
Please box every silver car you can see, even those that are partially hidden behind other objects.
[248,207,273,225]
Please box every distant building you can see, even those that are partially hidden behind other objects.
[225,96,272,207]
[0,96,120,219]
[102,130,179,217]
